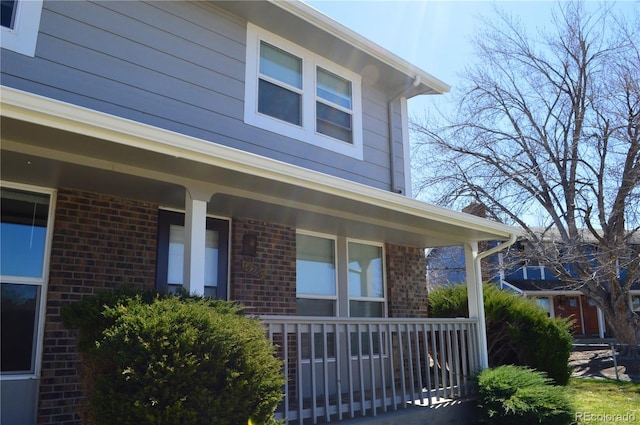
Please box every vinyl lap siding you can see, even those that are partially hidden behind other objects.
[1,0,400,191]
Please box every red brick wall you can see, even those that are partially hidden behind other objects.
[38,188,158,424]
[230,218,296,315]
[385,243,428,318]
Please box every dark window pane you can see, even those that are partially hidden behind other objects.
[301,332,336,359]
[296,298,335,316]
[350,330,383,356]
[316,102,352,143]
[1,0,17,29]
[1,188,50,278]
[1,283,38,373]
[349,300,384,318]
[258,79,301,125]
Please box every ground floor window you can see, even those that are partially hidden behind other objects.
[535,297,552,317]
[296,232,386,318]
[296,232,337,316]
[632,295,640,313]
[156,210,229,299]
[0,184,53,376]
[348,241,384,317]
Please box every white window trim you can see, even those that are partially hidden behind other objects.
[0,181,56,380]
[245,23,363,160]
[1,0,43,57]
[347,238,387,317]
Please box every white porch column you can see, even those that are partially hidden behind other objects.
[183,189,209,295]
[465,242,489,369]
[597,307,605,339]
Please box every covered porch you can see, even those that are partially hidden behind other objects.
[1,87,521,424]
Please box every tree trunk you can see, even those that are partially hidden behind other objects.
[599,299,640,345]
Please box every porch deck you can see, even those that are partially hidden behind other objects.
[262,317,481,424]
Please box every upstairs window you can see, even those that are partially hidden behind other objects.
[245,23,363,159]
[316,67,353,143]
[258,42,302,126]
[0,0,43,57]
[1,0,17,29]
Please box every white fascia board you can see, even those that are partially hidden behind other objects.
[1,86,518,240]
[271,0,451,96]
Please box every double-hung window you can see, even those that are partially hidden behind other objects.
[296,232,337,316]
[1,184,54,376]
[348,241,385,317]
[245,23,363,159]
[316,67,353,144]
[0,0,43,56]
[258,41,303,126]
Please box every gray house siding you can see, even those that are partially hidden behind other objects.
[1,0,406,192]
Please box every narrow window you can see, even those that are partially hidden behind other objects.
[258,41,303,126]
[348,242,385,317]
[296,233,337,316]
[316,67,353,143]
[156,210,229,299]
[0,187,51,374]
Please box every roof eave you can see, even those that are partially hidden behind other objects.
[270,0,451,97]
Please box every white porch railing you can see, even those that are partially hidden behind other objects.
[261,316,481,424]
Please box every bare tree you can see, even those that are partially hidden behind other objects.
[412,1,640,345]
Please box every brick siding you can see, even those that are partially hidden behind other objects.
[385,243,428,318]
[230,218,297,315]
[38,188,158,424]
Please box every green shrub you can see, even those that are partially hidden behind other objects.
[63,289,284,425]
[429,283,573,384]
[477,365,575,425]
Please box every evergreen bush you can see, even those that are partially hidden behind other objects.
[476,365,574,425]
[429,283,573,384]
[63,288,284,425]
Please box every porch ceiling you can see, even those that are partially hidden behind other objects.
[1,88,519,248]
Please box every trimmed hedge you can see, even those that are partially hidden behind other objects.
[476,365,574,425]
[63,288,284,425]
[429,283,573,384]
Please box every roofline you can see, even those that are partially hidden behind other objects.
[1,86,517,240]
[271,0,451,96]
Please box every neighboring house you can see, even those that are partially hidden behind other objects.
[427,232,640,339]
[499,233,640,339]
[0,2,519,424]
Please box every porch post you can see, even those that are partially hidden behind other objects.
[183,189,209,295]
[465,242,489,369]
[597,307,605,339]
